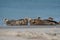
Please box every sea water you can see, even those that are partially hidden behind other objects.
[0,0,60,26]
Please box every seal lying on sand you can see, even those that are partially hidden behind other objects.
[30,17,59,25]
[4,18,28,26]
[4,17,60,26]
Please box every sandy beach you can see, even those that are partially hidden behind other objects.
[0,26,60,40]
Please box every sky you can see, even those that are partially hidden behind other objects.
[0,0,60,25]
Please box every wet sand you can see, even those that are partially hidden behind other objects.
[0,25,60,28]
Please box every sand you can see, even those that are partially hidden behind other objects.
[0,27,60,40]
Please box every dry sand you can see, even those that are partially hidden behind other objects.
[0,27,60,40]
